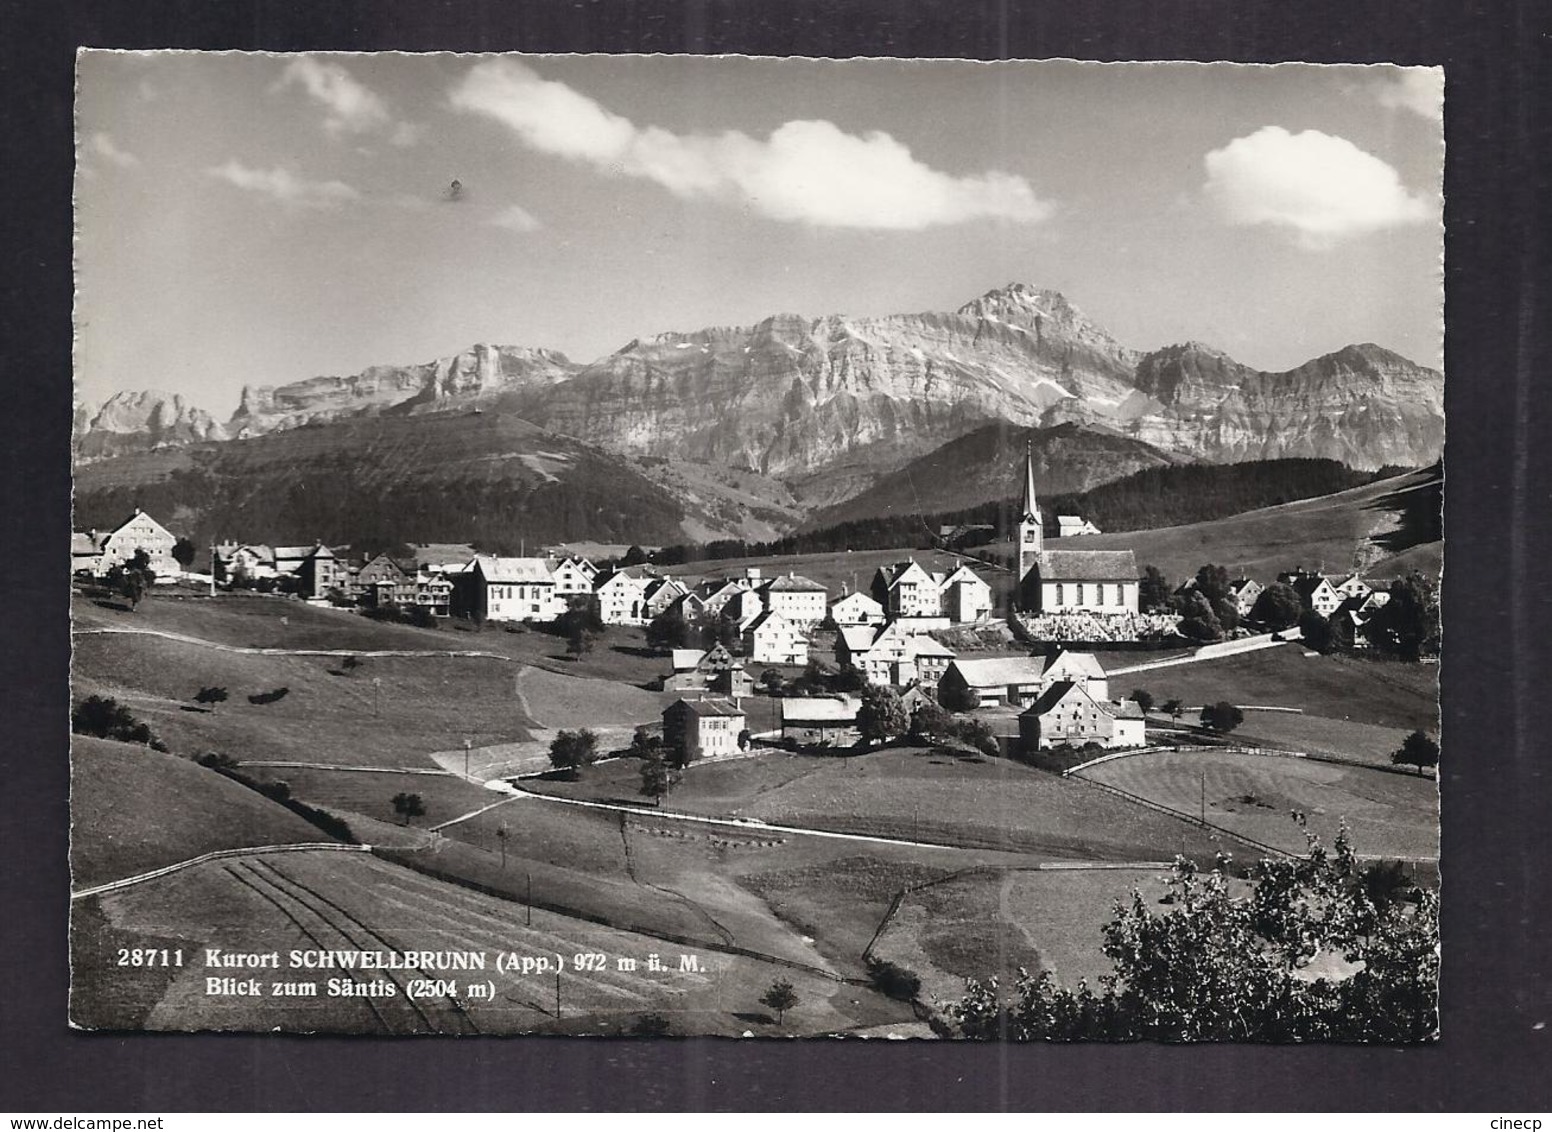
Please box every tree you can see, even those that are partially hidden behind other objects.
[1129,688,1155,714]
[557,595,602,659]
[759,669,787,696]
[194,686,228,709]
[341,655,362,674]
[639,755,675,806]
[953,828,1438,1042]
[1212,598,1241,635]
[1251,582,1302,631]
[1193,564,1232,607]
[391,792,426,825]
[1176,591,1224,643]
[857,686,909,747]
[1391,730,1439,775]
[621,545,649,566]
[548,728,599,778]
[939,678,981,714]
[1160,698,1184,724]
[646,606,696,653]
[105,549,156,610]
[71,695,154,744]
[172,537,198,572]
[1299,610,1334,653]
[910,700,950,742]
[1139,565,1172,615]
[1200,700,1245,734]
[760,978,798,1025]
[1367,573,1440,660]
[495,823,510,868]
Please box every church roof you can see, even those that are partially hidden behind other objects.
[1031,549,1138,581]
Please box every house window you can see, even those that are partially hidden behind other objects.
[1076,583,1085,605]
[1055,583,1064,605]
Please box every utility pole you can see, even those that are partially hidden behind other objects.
[555,968,561,1019]
[463,737,471,781]
[208,542,217,597]
[1200,770,1206,825]
[526,872,532,926]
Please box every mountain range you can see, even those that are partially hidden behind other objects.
[72,284,1445,546]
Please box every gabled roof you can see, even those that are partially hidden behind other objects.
[1289,573,1336,599]
[1031,549,1138,582]
[762,573,827,593]
[875,560,932,589]
[905,636,955,659]
[939,564,987,588]
[1025,679,1088,715]
[781,696,861,723]
[644,576,690,599]
[744,610,796,635]
[837,625,878,654]
[1228,577,1262,594]
[667,696,745,719]
[671,648,707,671]
[1043,649,1106,682]
[947,655,1047,688]
[594,568,647,590]
[70,532,104,555]
[831,590,883,609]
[272,545,318,560]
[474,556,554,584]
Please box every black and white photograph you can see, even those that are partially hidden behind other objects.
[68,51,1444,1041]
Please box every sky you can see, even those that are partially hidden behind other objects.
[74,53,1444,418]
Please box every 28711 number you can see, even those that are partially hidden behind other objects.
[116,948,184,967]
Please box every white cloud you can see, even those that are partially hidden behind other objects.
[489,204,541,233]
[205,160,361,209]
[1376,69,1444,121]
[87,132,139,168]
[449,59,1051,230]
[275,57,420,143]
[1203,126,1432,249]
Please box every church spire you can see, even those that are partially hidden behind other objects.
[1020,440,1041,523]
[1018,438,1043,574]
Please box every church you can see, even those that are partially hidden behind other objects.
[1015,448,1140,615]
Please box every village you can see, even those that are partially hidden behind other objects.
[71,450,1415,774]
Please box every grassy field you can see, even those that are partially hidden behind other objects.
[1079,749,1438,859]
[989,468,1442,584]
[1116,647,1438,732]
[72,849,910,1035]
[999,867,1172,987]
[73,633,533,767]
[70,736,328,889]
[533,746,1222,862]
[1231,712,1414,767]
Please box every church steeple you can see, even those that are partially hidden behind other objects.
[1018,440,1043,578]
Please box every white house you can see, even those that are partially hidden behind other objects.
[758,573,828,627]
[782,695,862,747]
[550,558,596,598]
[829,590,885,627]
[84,509,180,576]
[872,560,942,618]
[939,655,1049,709]
[663,697,748,764]
[459,556,565,622]
[1040,649,1110,702]
[1330,574,1373,601]
[1286,572,1343,618]
[1056,516,1102,538]
[838,622,954,688]
[594,569,650,625]
[743,610,809,666]
[1019,683,1146,751]
[937,564,994,624]
[1228,577,1264,619]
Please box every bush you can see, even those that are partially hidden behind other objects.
[1200,701,1245,734]
[194,686,229,707]
[866,957,923,1001]
[248,687,290,705]
[408,605,438,629]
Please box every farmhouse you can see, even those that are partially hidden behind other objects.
[743,610,809,666]
[1228,577,1264,619]
[83,509,180,577]
[1018,682,1146,751]
[829,589,885,627]
[781,695,862,748]
[1330,573,1373,601]
[453,556,564,623]
[414,572,453,617]
[838,622,956,688]
[642,576,693,620]
[662,644,753,699]
[939,655,1048,709]
[1015,450,1139,616]
[697,579,751,619]
[593,569,650,625]
[1284,571,1343,617]
[549,557,595,597]
[1040,649,1110,701]
[663,697,748,764]
[1056,515,1102,538]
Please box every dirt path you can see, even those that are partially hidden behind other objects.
[75,625,517,662]
[71,842,370,901]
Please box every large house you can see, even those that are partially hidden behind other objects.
[698,579,751,619]
[872,560,942,618]
[76,509,180,577]
[758,572,829,627]
[1040,649,1110,702]
[1056,515,1102,538]
[663,697,748,764]
[454,556,564,623]
[837,621,955,688]
[938,655,1049,709]
[663,643,754,699]
[643,576,694,621]
[1015,451,1139,615]
[781,695,862,748]
[272,543,347,599]
[1019,683,1146,751]
[1228,577,1264,619]
[1283,571,1343,618]
[743,610,809,666]
[550,557,596,598]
